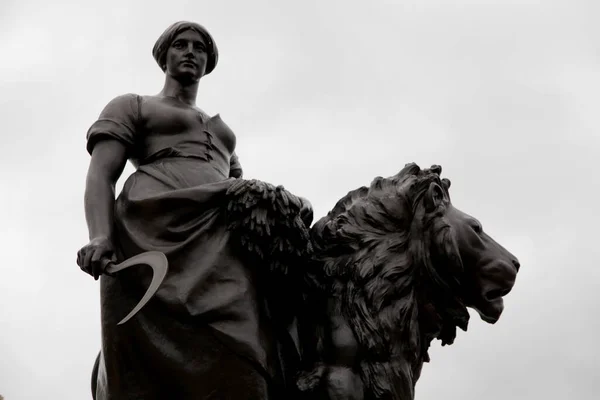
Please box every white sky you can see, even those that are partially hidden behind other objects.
[0,0,598,399]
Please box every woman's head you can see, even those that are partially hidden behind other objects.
[152,21,218,78]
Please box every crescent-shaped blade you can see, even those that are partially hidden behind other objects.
[104,251,169,325]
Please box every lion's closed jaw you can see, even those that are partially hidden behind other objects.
[484,287,512,301]
[476,298,504,324]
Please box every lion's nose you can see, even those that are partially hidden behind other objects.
[512,259,520,272]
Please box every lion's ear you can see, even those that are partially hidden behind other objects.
[441,178,451,190]
[425,182,444,211]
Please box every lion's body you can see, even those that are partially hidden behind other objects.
[296,163,518,400]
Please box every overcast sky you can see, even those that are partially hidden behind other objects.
[0,0,598,399]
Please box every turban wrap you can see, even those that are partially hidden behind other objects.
[152,21,219,75]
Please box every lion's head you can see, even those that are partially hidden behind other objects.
[414,164,519,329]
[307,162,520,397]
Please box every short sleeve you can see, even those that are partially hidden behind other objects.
[86,93,141,155]
[229,152,243,178]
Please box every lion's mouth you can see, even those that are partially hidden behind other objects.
[476,298,504,324]
[474,284,514,324]
[484,287,512,301]
[470,260,517,324]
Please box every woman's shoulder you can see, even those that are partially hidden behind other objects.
[137,94,163,104]
[98,93,142,119]
[104,93,171,110]
[105,92,141,106]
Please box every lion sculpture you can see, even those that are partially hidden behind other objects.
[295,163,520,400]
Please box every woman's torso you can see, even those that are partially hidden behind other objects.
[130,95,237,185]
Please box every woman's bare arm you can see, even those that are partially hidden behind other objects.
[84,140,128,241]
[77,140,129,279]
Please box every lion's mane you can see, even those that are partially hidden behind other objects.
[307,163,471,398]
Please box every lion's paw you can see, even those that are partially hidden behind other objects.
[296,364,326,392]
[325,366,364,400]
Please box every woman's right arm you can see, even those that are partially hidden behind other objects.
[77,140,128,279]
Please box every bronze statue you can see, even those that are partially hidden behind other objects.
[77,20,520,400]
[295,164,520,399]
[77,21,307,399]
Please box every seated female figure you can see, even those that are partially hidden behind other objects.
[77,21,306,400]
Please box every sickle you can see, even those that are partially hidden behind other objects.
[103,251,169,325]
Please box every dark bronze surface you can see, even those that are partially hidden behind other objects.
[78,21,520,400]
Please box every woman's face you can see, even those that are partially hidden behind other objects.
[165,29,208,82]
